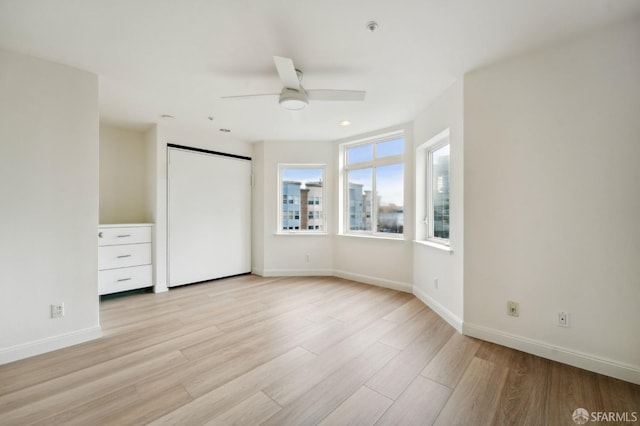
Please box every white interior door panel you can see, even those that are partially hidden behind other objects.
[168,146,251,287]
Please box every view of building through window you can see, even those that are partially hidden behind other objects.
[280,167,324,231]
[431,143,450,239]
[344,135,404,235]
[376,163,404,233]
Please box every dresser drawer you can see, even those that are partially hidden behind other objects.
[99,265,152,295]
[98,226,151,246]
[98,243,151,270]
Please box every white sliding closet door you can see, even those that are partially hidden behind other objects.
[168,146,251,287]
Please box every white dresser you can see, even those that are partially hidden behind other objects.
[98,224,153,295]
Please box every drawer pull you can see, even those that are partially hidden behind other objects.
[117,254,132,258]
[117,234,132,238]
[117,278,132,282]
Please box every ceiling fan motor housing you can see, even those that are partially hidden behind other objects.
[279,87,308,110]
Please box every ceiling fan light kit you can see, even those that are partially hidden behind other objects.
[279,88,308,110]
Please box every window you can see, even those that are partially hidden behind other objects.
[429,143,449,241]
[340,132,404,236]
[417,128,450,247]
[278,165,326,233]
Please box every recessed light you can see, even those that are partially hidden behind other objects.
[339,120,351,126]
[366,21,379,32]
[207,116,215,121]
[219,128,231,133]
[160,114,175,119]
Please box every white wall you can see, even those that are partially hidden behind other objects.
[332,124,414,292]
[251,142,265,274]
[145,124,160,291]
[99,123,151,223]
[412,80,465,330]
[252,127,415,293]
[463,19,640,383]
[253,140,334,276]
[149,123,252,292]
[0,49,101,363]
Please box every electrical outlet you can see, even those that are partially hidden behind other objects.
[305,254,310,262]
[507,301,519,317]
[51,303,65,319]
[433,277,439,289]
[557,312,569,327]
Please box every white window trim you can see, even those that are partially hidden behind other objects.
[416,128,450,247]
[339,130,405,238]
[277,163,327,235]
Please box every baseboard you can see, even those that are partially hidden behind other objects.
[252,268,412,293]
[463,322,640,385]
[259,268,334,277]
[0,325,103,365]
[412,286,463,333]
[333,270,413,293]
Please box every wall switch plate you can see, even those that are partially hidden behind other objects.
[507,300,519,317]
[51,303,65,319]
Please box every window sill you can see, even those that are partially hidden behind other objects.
[413,240,453,254]
[339,233,407,242]
[274,231,329,236]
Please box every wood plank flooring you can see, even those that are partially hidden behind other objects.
[0,275,638,425]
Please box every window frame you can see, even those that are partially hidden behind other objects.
[339,131,405,238]
[277,163,327,235]
[416,128,451,249]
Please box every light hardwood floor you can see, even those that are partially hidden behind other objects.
[1,275,638,425]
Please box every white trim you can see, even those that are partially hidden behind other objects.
[259,269,334,277]
[99,223,155,228]
[463,322,640,385]
[412,285,463,333]
[333,270,412,293]
[413,240,453,253]
[416,128,451,243]
[338,233,407,242]
[426,132,450,244]
[274,232,329,236]
[253,267,411,292]
[339,130,406,238]
[339,129,405,148]
[0,325,102,365]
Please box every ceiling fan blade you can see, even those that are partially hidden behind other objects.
[221,93,279,100]
[307,89,366,101]
[273,56,301,90]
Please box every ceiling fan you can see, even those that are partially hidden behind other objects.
[222,56,366,110]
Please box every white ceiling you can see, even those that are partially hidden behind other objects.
[1,0,638,142]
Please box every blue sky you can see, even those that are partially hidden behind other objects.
[347,137,404,206]
[347,137,403,164]
[349,165,403,206]
[282,168,323,188]
[282,137,405,205]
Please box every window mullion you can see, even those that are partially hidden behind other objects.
[374,154,403,166]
